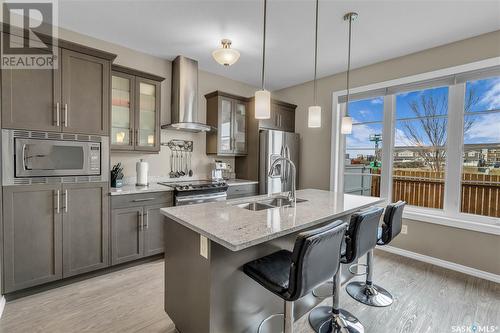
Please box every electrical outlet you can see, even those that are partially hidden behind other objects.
[200,235,208,259]
[401,224,408,235]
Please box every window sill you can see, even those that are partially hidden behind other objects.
[402,207,500,236]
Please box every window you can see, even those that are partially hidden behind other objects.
[335,65,500,226]
[461,77,500,218]
[393,86,449,209]
[343,97,383,197]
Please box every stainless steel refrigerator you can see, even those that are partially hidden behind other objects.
[259,129,300,194]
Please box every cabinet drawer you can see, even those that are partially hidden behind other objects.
[227,184,258,199]
[111,191,173,209]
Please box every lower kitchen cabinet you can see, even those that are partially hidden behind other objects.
[111,206,144,265]
[227,183,258,199]
[3,184,63,293]
[111,192,172,265]
[62,183,109,278]
[2,182,109,293]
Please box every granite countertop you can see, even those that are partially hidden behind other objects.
[225,179,259,186]
[110,183,174,196]
[160,189,384,251]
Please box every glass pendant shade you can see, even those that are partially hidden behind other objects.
[341,116,353,134]
[254,89,271,119]
[212,39,240,66]
[308,106,321,128]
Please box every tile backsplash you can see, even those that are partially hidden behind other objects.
[110,130,234,181]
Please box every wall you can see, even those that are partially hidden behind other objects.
[58,27,258,180]
[274,30,500,276]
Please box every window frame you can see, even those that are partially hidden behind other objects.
[330,58,500,235]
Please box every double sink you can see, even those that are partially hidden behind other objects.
[235,196,307,211]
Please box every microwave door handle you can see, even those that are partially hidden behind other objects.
[21,144,32,170]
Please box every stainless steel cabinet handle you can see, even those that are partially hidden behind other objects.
[137,211,142,230]
[63,104,69,127]
[55,190,60,214]
[144,212,149,229]
[64,189,68,213]
[55,102,60,126]
[132,198,155,202]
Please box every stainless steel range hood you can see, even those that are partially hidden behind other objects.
[161,56,213,132]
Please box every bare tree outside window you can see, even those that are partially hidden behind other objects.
[398,89,479,172]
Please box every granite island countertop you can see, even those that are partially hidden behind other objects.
[160,189,384,251]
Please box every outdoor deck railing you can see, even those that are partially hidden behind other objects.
[370,169,500,218]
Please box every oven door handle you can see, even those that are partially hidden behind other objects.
[175,192,227,204]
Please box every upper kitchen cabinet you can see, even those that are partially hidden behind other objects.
[111,65,163,153]
[1,33,116,135]
[205,91,248,156]
[61,49,110,135]
[255,99,296,133]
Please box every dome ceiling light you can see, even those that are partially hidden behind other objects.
[212,39,240,66]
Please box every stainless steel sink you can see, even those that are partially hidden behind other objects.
[264,197,308,207]
[234,197,308,211]
[236,202,275,211]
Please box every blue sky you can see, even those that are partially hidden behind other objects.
[346,76,500,152]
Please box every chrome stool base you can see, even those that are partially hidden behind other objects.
[312,280,334,298]
[309,306,364,333]
[346,281,393,307]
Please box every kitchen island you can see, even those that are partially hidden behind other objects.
[160,189,384,333]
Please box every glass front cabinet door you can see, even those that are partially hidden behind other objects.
[233,100,247,155]
[111,66,163,153]
[135,78,160,152]
[111,72,135,150]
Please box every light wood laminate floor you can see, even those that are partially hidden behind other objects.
[0,251,498,333]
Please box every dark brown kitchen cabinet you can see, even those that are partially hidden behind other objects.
[1,40,61,132]
[2,182,110,293]
[111,206,144,265]
[111,191,172,265]
[258,101,295,132]
[61,49,110,135]
[143,203,166,256]
[111,65,164,153]
[205,91,248,156]
[1,32,116,135]
[61,182,109,278]
[2,184,62,293]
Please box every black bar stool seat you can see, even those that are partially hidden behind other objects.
[244,249,292,298]
[346,201,406,307]
[243,220,348,333]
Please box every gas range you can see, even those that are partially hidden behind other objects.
[158,180,228,206]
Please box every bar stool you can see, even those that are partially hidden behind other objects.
[346,201,406,307]
[309,207,384,333]
[243,220,347,333]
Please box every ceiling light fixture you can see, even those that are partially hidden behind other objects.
[341,12,358,135]
[212,39,240,66]
[254,0,271,119]
[308,0,321,128]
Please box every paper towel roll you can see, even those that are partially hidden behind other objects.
[136,159,149,186]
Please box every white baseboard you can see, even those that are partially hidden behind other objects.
[377,245,500,284]
[0,296,5,318]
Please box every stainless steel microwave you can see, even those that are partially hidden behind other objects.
[2,129,109,185]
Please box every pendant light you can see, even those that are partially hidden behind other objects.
[307,0,321,128]
[340,12,358,135]
[212,39,240,66]
[254,0,271,119]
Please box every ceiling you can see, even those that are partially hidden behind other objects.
[58,0,500,91]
